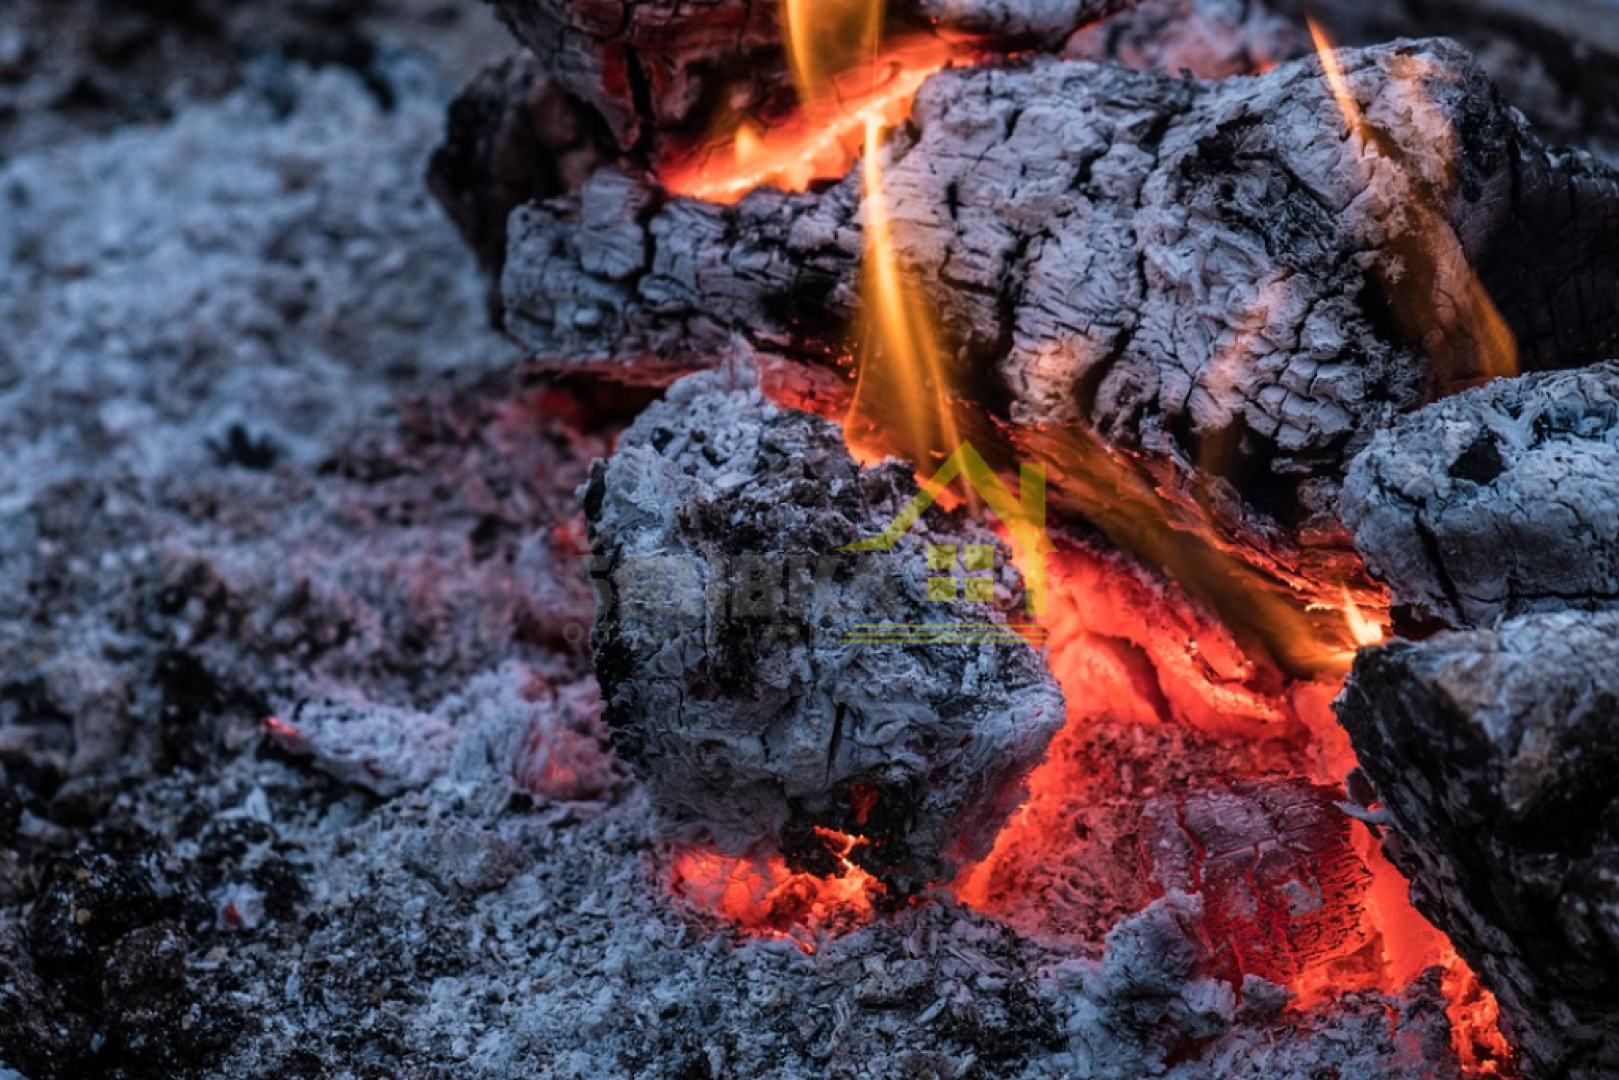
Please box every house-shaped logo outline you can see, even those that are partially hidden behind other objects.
[840,442,1053,617]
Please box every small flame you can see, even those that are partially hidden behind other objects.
[1306,17,1519,388]
[1341,585,1387,649]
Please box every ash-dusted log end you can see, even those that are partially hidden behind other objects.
[582,363,1064,896]
[1342,360,1619,629]
[1337,613,1619,1080]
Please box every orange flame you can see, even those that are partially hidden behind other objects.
[850,113,965,475]
[663,0,960,203]
[1306,17,1519,388]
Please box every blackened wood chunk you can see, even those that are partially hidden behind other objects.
[1337,613,1619,1080]
[1142,779,1372,983]
[581,363,1065,896]
[481,0,1143,150]
[504,41,1619,539]
[915,0,1142,45]
[1342,361,1619,630]
[427,52,616,282]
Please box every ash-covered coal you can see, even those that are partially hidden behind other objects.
[1342,360,1619,630]
[582,363,1065,896]
[1142,779,1372,984]
[1338,610,1619,1080]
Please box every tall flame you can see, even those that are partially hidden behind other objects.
[852,114,965,470]
[783,0,883,101]
[1307,17,1519,388]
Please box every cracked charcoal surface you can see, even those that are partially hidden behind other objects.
[1342,360,1619,629]
[582,364,1066,895]
[1338,611,1619,1080]
[503,41,1619,549]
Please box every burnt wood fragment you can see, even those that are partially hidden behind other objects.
[1342,360,1619,630]
[582,362,1065,896]
[1142,779,1373,983]
[427,52,618,286]
[1337,612,1619,1080]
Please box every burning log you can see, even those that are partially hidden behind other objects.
[504,41,1619,525]
[481,0,1142,152]
[1342,360,1619,630]
[1337,611,1619,1080]
[582,362,1065,896]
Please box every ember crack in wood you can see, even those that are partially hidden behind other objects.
[1337,611,1619,1080]
[1142,779,1372,984]
[581,362,1065,896]
[480,0,1141,152]
[504,41,1619,545]
[1342,359,1619,630]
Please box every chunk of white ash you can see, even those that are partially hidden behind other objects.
[582,363,1065,896]
[267,700,459,797]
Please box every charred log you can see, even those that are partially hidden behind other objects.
[1062,0,1309,79]
[1272,0,1619,152]
[504,41,1619,674]
[581,362,1065,897]
[1337,611,1619,1080]
[427,51,618,286]
[480,0,1142,153]
[1342,360,1619,630]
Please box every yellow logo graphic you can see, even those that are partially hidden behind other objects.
[840,443,1052,643]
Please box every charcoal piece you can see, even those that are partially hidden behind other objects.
[1337,612,1619,1080]
[503,41,1619,543]
[581,362,1065,896]
[1342,361,1619,630]
[1141,779,1372,983]
[482,0,1142,150]
[427,51,617,284]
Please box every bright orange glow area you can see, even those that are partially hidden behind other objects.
[669,836,883,954]
[662,0,963,205]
